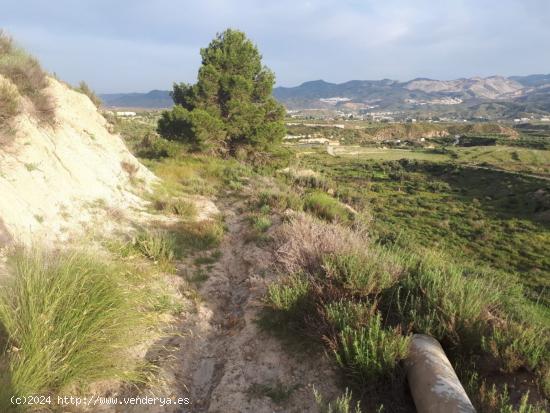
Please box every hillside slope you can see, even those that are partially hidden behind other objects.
[0,75,156,246]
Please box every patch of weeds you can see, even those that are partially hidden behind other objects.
[333,314,409,386]
[176,217,225,251]
[292,173,333,191]
[194,250,222,265]
[33,214,44,223]
[465,372,547,413]
[267,272,311,315]
[323,249,402,296]
[325,300,373,332]
[0,31,55,124]
[188,268,208,284]
[314,387,366,413]
[251,215,272,232]
[304,191,352,223]
[152,197,197,219]
[24,162,38,172]
[87,198,107,209]
[246,380,299,405]
[245,213,273,244]
[151,293,184,315]
[385,252,501,351]
[0,79,19,127]
[134,230,176,262]
[74,81,101,107]
[107,228,182,271]
[482,321,547,373]
[121,160,139,179]
[256,188,303,212]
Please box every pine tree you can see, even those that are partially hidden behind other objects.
[158,29,285,153]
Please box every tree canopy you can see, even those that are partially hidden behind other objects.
[158,29,286,153]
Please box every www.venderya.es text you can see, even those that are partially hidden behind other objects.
[11,395,190,407]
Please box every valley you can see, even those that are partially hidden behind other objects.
[1,22,549,413]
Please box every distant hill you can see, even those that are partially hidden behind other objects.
[100,90,172,109]
[510,74,550,88]
[100,74,550,118]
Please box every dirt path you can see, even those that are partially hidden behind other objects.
[121,195,340,413]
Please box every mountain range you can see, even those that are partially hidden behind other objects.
[100,74,550,118]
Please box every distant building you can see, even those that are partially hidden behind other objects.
[116,111,136,117]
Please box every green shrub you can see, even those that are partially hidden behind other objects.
[325,300,372,332]
[293,174,333,191]
[388,253,500,350]
[334,314,409,385]
[304,191,351,223]
[257,189,303,212]
[267,273,311,315]
[251,214,272,232]
[482,321,548,372]
[0,247,146,409]
[323,249,402,296]
[135,134,182,159]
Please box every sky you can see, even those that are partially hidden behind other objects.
[2,0,550,93]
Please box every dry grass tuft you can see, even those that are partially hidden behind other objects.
[274,212,368,275]
[0,78,19,124]
[0,30,55,124]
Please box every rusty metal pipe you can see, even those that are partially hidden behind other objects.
[406,334,476,413]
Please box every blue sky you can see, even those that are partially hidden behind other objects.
[3,0,549,93]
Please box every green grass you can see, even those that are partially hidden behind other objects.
[330,147,449,162]
[323,249,402,296]
[296,154,550,308]
[105,228,182,273]
[313,143,550,177]
[175,217,225,251]
[0,247,147,410]
[334,315,410,385]
[304,191,352,223]
[132,229,177,263]
[386,251,502,350]
[450,146,550,177]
